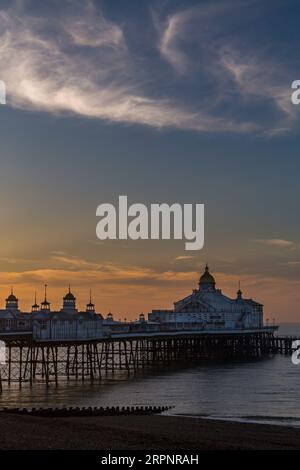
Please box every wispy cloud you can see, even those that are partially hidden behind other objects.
[63,4,124,48]
[0,1,256,134]
[50,253,101,270]
[0,3,264,132]
[253,238,297,249]
[219,47,296,134]
[157,2,233,75]
[156,0,298,134]
[157,8,193,75]
[0,1,297,135]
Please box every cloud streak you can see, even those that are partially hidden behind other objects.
[0,1,297,135]
[0,1,256,134]
[254,239,298,249]
[219,47,296,134]
[0,1,279,134]
[157,2,233,75]
[156,0,298,134]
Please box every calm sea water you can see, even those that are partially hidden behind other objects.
[1,323,300,427]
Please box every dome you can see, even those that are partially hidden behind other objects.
[199,264,215,286]
[64,286,75,301]
[5,288,19,310]
[6,293,17,302]
[64,292,75,301]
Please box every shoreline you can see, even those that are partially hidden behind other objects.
[1,412,300,450]
[166,413,300,429]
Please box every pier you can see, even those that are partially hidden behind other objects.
[0,328,296,391]
[0,267,296,393]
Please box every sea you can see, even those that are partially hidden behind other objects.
[0,323,300,428]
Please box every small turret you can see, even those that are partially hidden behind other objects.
[237,281,243,300]
[31,291,39,313]
[86,289,95,313]
[107,312,113,322]
[41,284,50,312]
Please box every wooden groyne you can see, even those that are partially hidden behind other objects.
[0,405,173,417]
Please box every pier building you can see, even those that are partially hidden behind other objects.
[149,265,263,330]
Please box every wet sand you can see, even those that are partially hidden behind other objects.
[0,412,299,450]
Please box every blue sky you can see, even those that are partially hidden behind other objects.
[0,0,299,319]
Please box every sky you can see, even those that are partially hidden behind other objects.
[0,0,300,321]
